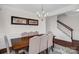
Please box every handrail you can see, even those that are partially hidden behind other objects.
[57,20,73,40]
[57,20,73,31]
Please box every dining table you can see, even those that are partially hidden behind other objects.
[11,34,43,53]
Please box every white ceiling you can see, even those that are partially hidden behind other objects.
[0,4,79,17]
[2,4,71,13]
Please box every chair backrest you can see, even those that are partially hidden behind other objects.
[39,34,48,52]
[47,33,53,48]
[11,38,21,47]
[47,31,53,35]
[29,36,40,54]
[4,35,10,54]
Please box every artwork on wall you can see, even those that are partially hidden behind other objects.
[28,19,38,25]
[11,16,38,25]
[11,16,28,25]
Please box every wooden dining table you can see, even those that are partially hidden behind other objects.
[11,34,43,53]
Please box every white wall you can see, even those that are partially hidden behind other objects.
[0,9,6,49]
[0,6,46,49]
[58,13,79,40]
[46,16,72,42]
[46,16,57,34]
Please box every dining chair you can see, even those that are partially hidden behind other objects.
[4,35,10,54]
[29,36,40,54]
[11,37,28,54]
[47,33,54,53]
[39,34,48,54]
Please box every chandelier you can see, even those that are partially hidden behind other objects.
[36,5,48,21]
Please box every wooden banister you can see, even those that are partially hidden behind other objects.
[57,20,73,41]
[57,20,73,31]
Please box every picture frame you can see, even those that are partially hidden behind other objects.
[11,16,38,26]
[28,19,38,25]
[11,16,28,25]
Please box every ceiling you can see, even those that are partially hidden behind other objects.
[2,4,71,13]
[0,4,79,17]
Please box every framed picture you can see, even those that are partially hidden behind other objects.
[28,19,38,25]
[11,16,28,25]
[11,16,38,26]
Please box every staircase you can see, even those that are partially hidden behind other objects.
[54,20,79,53]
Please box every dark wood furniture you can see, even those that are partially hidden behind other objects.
[11,34,43,54]
[0,34,55,54]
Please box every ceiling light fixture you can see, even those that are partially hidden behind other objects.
[36,4,48,21]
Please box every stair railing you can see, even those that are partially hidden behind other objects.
[57,20,73,41]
